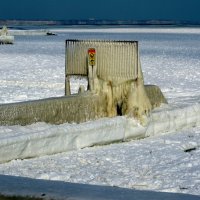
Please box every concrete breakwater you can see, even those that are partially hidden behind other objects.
[0,85,166,126]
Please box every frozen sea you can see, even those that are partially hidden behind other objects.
[0,26,200,198]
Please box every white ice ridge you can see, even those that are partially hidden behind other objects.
[9,30,51,36]
[0,103,199,164]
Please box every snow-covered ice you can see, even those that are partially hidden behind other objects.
[1,127,200,194]
[0,27,200,198]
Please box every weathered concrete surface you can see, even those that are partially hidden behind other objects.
[0,175,199,200]
[0,92,107,126]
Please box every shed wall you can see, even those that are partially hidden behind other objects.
[66,40,139,82]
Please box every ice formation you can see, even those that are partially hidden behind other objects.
[0,40,166,126]
[65,40,167,122]
[0,26,14,44]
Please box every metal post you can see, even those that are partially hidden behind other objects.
[65,75,71,95]
[88,48,96,91]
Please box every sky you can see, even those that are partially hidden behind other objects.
[0,0,200,22]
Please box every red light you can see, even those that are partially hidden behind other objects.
[88,48,96,54]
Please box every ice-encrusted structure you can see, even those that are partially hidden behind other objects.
[65,40,167,122]
[0,26,14,44]
[0,86,166,126]
[0,40,166,126]
[0,94,107,125]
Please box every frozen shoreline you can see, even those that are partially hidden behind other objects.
[0,102,199,164]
